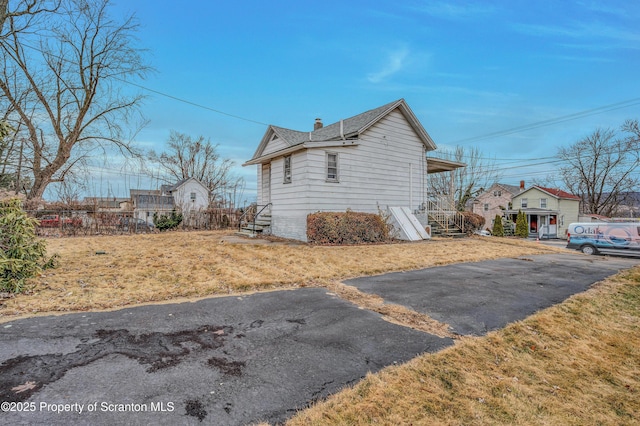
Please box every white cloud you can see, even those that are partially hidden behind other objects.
[366,47,410,84]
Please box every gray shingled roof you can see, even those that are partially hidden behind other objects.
[245,98,438,165]
[272,99,402,146]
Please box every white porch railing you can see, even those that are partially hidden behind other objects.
[426,195,465,233]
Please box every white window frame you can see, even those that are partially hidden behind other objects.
[190,192,196,201]
[283,155,292,184]
[326,152,339,182]
[521,198,528,208]
[540,198,547,208]
[483,203,489,211]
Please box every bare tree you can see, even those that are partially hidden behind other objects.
[558,120,640,217]
[1,1,60,38]
[148,130,244,205]
[0,0,150,199]
[428,145,502,211]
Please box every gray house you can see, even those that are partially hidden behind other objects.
[243,99,461,241]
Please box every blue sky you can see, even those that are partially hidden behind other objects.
[90,0,640,201]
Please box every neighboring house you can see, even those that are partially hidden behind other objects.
[578,213,610,223]
[83,197,133,212]
[506,186,581,238]
[130,189,174,224]
[243,99,462,241]
[131,178,210,225]
[472,182,523,231]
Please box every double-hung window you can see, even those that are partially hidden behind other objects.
[521,198,528,208]
[540,198,547,208]
[326,152,338,182]
[283,155,292,183]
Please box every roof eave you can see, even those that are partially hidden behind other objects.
[243,140,359,166]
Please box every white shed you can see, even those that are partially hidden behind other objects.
[243,99,460,241]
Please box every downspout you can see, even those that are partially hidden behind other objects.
[410,163,413,211]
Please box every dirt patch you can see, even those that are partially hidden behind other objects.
[326,281,455,338]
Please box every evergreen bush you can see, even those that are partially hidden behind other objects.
[0,198,52,293]
[515,210,529,238]
[153,210,183,231]
[492,214,505,237]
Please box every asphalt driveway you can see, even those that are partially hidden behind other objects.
[1,252,637,425]
[346,253,638,335]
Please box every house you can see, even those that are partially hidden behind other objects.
[131,178,210,226]
[83,197,133,212]
[472,182,523,231]
[505,186,581,238]
[242,99,463,241]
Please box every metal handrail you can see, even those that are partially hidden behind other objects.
[238,206,252,231]
[251,203,272,234]
[238,203,272,232]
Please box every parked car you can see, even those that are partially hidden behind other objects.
[38,214,83,228]
[118,217,154,232]
[566,222,640,256]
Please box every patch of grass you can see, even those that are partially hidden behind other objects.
[286,267,640,425]
[0,232,558,320]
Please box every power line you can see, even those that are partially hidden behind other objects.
[118,78,270,127]
[447,97,640,145]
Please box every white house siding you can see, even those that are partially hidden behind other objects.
[262,137,288,156]
[307,111,426,212]
[173,180,209,213]
[269,151,310,241]
[266,110,428,241]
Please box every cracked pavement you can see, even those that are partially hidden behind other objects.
[1,253,637,425]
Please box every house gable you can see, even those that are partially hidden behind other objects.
[244,99,437,166]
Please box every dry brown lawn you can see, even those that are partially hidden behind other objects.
[2,230,638,425]
[0,231,559,322]
[287,267,640,426]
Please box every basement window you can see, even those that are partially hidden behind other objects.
[283,155,292,183]
[326,152,339,182]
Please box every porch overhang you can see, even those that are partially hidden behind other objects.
[504,208,557,216]
[426,157,466,174]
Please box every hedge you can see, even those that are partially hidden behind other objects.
[307,211,391,245]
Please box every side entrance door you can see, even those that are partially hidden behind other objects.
[261,163,271,212]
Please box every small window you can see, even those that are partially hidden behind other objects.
[190,192,196,201]
[326,152,338,182]
[540,198,547,208]
[493,190,501,197]
[283,155,292,183]
[521,198,528,208]
[483,203,489,211]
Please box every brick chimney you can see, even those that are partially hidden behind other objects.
[520,180,525,191]
[314,118,323,130]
